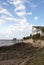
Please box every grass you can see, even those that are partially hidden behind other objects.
[27,48,44,65]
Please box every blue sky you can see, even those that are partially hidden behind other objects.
[0,0,44,39]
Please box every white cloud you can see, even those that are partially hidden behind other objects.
[0,14,22,23]
[0,18,32,39]
[13,0,22,5]
[27,12,32,15]
[0,0,33,39]
[3,17,20,22]
[34,16,39,20]
[8,0,22,5]
[30,4,37,9]
[0,19,5,29]
[13,0,26,17]
[25,0,37,9]
[0,7,12,16]
[5,18,32,39]
[15,5,25,11]
[15,11,26,17]
[7,0,14,4]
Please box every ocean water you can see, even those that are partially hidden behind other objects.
[0,40,14,47]
[0,39,22,47]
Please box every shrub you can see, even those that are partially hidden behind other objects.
[30,34,32,38]
[41,27,44,32]
[32,33,40,40]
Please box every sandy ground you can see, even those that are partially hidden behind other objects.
[22,39,44,47]
[23,39,33,44]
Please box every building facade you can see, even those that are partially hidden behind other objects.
[32,26,44,36]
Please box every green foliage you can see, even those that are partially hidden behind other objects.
[23,34,32,40]
[41,27,44,32]
[28,48,44,65]
[26,36,30,39]
[13,38,17,40]
[23,36,30,40]
[30,34,32,38]
[32,33,40,40]
[23,37,27,40]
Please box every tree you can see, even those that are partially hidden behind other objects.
[23,37,26,40]
[23,36,30,40]
[41,27,44,32]
[30,34,32,38]
[13,38,16,40]
[32,33,40,40]
[13,38,17,43]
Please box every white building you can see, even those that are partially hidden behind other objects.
[32,26,44,36]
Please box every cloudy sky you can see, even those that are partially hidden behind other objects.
[0,0,44,39]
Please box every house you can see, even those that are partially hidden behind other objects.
[32,26,44,36]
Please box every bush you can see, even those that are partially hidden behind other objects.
[41,27,44,32]
[30,34,32,38]
[23,36,30,40]
[32,33,40,40]
[23,37,27,40]
[13,38,17,41]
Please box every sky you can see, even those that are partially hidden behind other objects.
[0,0,44,39]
